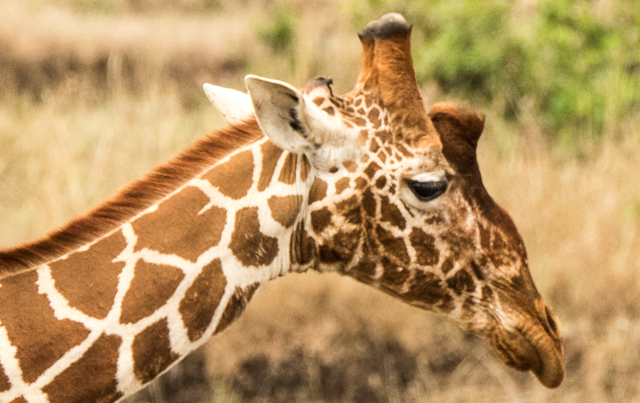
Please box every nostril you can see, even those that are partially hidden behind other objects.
[544,306,558,335]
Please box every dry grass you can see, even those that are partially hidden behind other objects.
[1,1,640,402]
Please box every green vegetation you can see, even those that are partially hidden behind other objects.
[346,0,640,147]
[257,5,296,53]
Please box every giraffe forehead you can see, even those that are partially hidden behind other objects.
[413,130,443,150]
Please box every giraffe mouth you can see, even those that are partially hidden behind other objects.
[490,325,564,388]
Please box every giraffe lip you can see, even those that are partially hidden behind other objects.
[530,335,564,388]
[490,327,564,388]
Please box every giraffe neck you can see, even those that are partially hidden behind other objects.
[0,127,313,403]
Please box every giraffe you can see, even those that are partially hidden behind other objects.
[0,13,564,403]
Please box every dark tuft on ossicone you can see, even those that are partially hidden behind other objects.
[358,13,412,41]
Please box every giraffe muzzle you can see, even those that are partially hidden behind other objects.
[490,299,564,388]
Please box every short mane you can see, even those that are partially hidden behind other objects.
[0,119,264,276]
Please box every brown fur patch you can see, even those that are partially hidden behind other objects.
[352,260,377,280]
[369,138,380,153]
[479,224,491,251]
[396,144,414,158]
[0,362,11,392]
[364,161,381,179]
[230,207,279,267]
[215,283,260,334]
[49,229,125,319]
[461,296,476,321]
[204,149,254,199]
[470,260,486,281]
[0,120,263,275]
[308,179,328,204]
[179,259,226,341]
[352,115,367,126]
[380,195,406,230]
[446,269,476,295]
[357,129,369,146]
[312,97,324,106]
[377,150,387,163]
[310,207,333,234]
[380,256,410,287]
[268,195,303,228]
[331,229,360,261]
[375,225,409,264]
[258,141,285,191]
[319,245,340,263]
[290,221,317,266]
[9,398,27,403]
[342,160,357,172]
[120,261,185,324]
[335,177,351,194]
[42,333,123,403]
[133,186,227,263]
[375,176,387,189]
[278,152,298,185]
[440,256,455,274]
[362,189,377,217]
[377,130,392,144]
[323,106,336,116]
[132,318,179,384]
[404,271,452,307]
[0,270,91,383]
[368,108,381,128]
[329,166,339,174]
[355,177,368,190]
[337,195,362,225]
[481,285,494,303]
[409,228,439,266]
[300,155,311,182]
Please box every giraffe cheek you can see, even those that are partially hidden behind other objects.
[409,227,439,267]
[402,271,454,312]
[379,257,410,289]
[375,225,410,265]
[317,229,360,266]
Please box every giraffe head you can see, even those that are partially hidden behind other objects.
[206,13,563,388]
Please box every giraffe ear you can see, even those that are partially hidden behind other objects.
[203,83,255,125]
[428,102,485,149]
[245,75,316,153]
[245,74,349,155]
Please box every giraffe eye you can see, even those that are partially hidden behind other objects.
[405,178,448,202]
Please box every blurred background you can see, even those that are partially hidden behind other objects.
[1,0,639,401]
